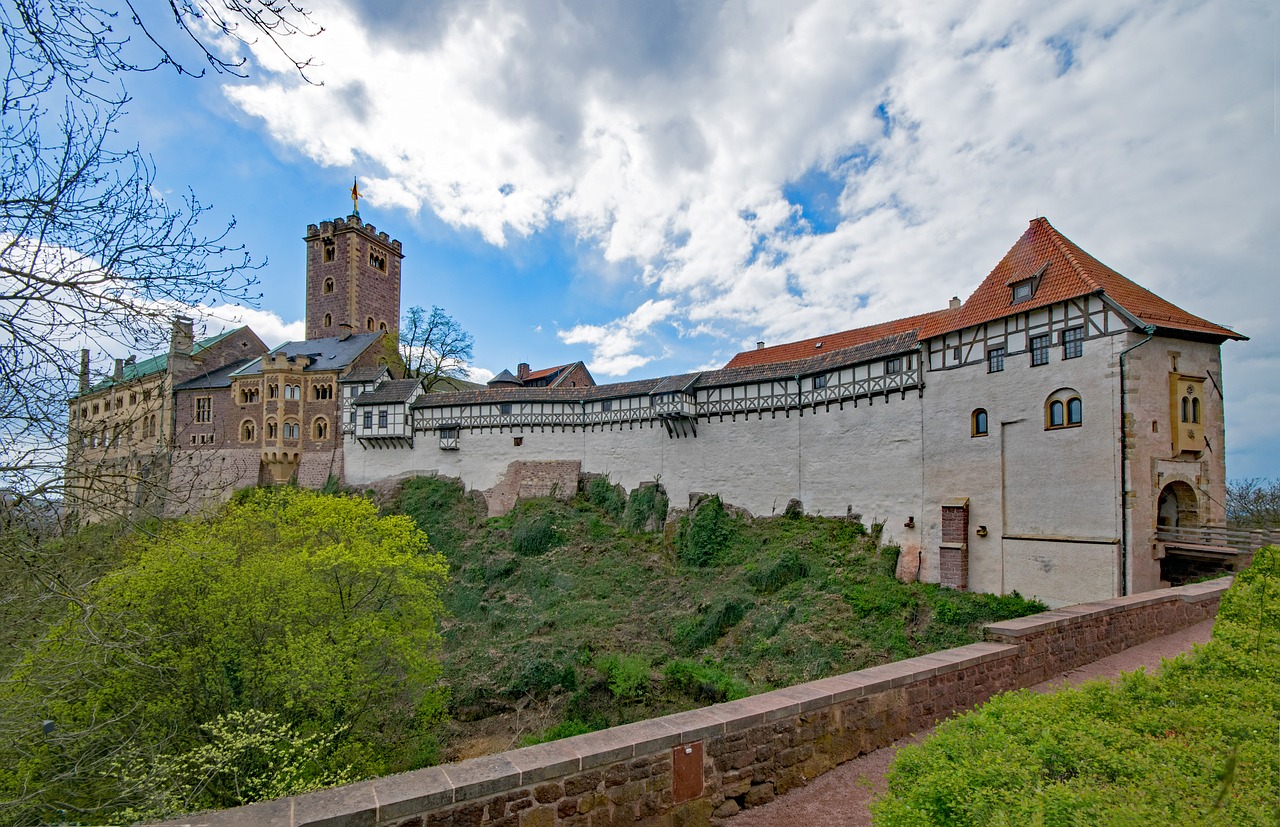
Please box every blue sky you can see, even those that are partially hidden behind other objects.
[115,0,1277,478]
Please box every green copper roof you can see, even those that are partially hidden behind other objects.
[83,328,242,394]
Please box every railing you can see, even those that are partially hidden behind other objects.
[1155,526,1280,556]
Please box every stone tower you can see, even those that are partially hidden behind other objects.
[303,215,404,340]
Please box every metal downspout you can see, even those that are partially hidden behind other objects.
[1118,325,1157,596]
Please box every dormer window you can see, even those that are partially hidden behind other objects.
[1011,280,1034,303]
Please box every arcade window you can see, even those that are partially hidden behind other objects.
[1046,389,1083,429]
[369,249,387,271]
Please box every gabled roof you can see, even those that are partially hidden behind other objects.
[724,310,953,369]
[232,332,383,376]
[524,363,567,381]
[84,327,248,393]
[173,358,260,391]
[340,366,392,385]
[352,379,424,406]
[918,217,1245,341]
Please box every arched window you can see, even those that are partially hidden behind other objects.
[971,408,988,437]
[366,317,375,331]
[268,383,278,399]
[323,277,334,294]
[241,420,256,442]
[1181,396,1190,423]
[324,313,332,327]
[379,321,387,332]
[266,418,278,439]
[1191,397,1201,424]
[283,420,299,440]
[1046,388,1083,430]
[313,417,328,440]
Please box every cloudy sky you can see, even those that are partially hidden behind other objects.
[126,0,1277,477]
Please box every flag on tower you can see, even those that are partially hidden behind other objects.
[351,178,361,216]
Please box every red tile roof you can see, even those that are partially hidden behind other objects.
[524,363,568,381]
[726,218,1243,369]
[724,309,953,368]
[918,217,1244,341]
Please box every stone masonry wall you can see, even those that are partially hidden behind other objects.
[153,577,1228,827]
[482,460,583,516]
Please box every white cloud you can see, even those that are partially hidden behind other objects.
[558,298,675,376]
[226,0,1279,468]
[195,306,304,348]
[467,366,496,385]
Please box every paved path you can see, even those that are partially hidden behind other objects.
[727,619,1216,827]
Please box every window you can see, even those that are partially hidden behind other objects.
[323,244,335,262]
[367,317,375,331]
[283,384,301,400]
[312,383,333,401]
[952,346,962,363]
[813,374,828,389]
[313,417,328,440]
[1030,334,1050,366]
[987,347,1005,373]
[439,426,459,451]
[885,356,903,375]
[1011,280,1034,303]
[1062,326,1083,359]
[142,389,151,402]
[500,403,512,415]
[602,399,613,412]
[268,383,278,399]
[1045,388,1083,430]
[195,397,212,423]
[363,410,373,429]
[324,313,332,328]
[283,420,299,440]
[972,408,989,437]
[266,418,278,439]
[1191,397,1201,424]
[239,387,259,404]
[241,420,256,442]
[369,249,387,271]
[323,277,334,294]
[513,436,523,447]
[129,392,137,405]
[378,410,388,429]
[379,321,387,332]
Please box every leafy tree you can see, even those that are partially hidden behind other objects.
[399,305,476,390]
[1226,478,1280,529]
[0,487,448,824]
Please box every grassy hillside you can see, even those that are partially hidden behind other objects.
[391,476,1046,758]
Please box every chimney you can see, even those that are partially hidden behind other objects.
[948,296,961,310]
[338,323,353,342]
[756,341,765,350]
[113,358,124,381]
[171,316,194,356]
[79,349,90,393]
[517,362,530,380]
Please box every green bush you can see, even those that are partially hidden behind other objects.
[508,656,577,698]
[676,598,749,653]
[624,483,669,533]
[584,476,627,520]
[518,719,594,747]
[663,659,750,702]
[677,495,733,566]
[747,549,811,594]
[594,653,651,701]
[511,507,560,556]
[873,548,1280,827]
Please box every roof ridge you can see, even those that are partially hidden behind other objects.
[1039,218,1103,293]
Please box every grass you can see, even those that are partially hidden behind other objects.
[391,475,1047,749]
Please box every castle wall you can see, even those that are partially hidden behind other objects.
[165,448,263,517]
[345,391,926,555]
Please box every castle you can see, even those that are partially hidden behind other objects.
[69,214,1246,607]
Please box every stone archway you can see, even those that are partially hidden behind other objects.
[1157,480,1200,529]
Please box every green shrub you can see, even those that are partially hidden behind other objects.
[518,719,594,747]
[584,476,626,520]
[624,483,669,532]
[873,547,1280,826]
[676,599,749,653]
[511,507,560,556]
[595,653,651,701]
[677,495,732,566]
[508,656,577,698]
[663,659,750,702]
[747,549,811,594]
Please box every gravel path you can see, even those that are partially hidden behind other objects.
[726,619,1216,827]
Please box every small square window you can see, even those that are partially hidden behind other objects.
[1012,280,1034,303]
[1030,334,1050,367]
[987,347,1005,373]
[500,403,512,415]
[1062,327,1083,359]
[813,374,828,389]
[885,357,903,375]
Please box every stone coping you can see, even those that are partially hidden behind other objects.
[983,577,1231,638]
[154,579,1225,827]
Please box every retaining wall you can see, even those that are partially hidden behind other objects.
[156,578,1228,827]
